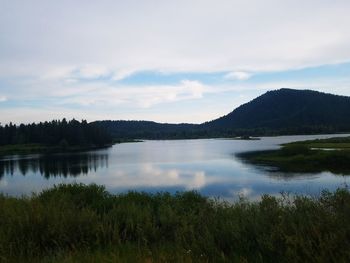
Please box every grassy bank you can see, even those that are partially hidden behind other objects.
[0,144,47,155]
[113,139,143,144]
[288,136,350,149]
[240,137,350,174]
[0,143,112,156]
[1,184,350,262]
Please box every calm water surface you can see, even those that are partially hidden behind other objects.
[0,134,349,200]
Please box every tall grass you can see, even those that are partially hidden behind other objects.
[0,184,350,262]
[242,144,350,174]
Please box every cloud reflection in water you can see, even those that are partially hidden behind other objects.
[0,136,349,200]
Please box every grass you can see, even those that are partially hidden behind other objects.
[240,137,350,174]
[1,183,350,262]
[0,143,112,156]
[0,144,47,155]
[287,136,350,149]
[113,139,144,144]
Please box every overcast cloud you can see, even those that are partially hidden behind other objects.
[1,0,350,123]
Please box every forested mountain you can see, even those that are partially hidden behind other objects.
[95,89,350,139]
[203,89,350,135]
[0,119,112,147]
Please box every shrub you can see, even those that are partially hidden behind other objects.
[0,184,349,262]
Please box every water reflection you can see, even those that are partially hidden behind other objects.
[0,135,349,200]
[88,164,210,191]
[0,153,108,179]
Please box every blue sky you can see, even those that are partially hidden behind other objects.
[1,0,350,124]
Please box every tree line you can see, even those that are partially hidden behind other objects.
[0,119,112,146]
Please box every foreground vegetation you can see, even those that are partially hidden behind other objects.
[240,137,350,174]
[1,184,350,262]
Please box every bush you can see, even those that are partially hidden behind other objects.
[0,184,349,262]
[281,144,311,156]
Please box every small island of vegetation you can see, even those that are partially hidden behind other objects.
[240,137,350,174]
[0,119,113,155]
[1,183,350,262]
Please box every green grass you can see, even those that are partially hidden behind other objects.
[0,144,47,155]
[287,136,350,149]
[1,183,350,262]
[241,137,350,174]
[113,139,144,144]
[0,143,112,156]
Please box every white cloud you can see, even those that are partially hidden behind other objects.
[1,0,350,77]
[0,179,8,187]
[0,96,7,102]
[111,69,135,81]
[40,66,75,80]
[2,1,350,123]
[41,65,133,82]
[3,73,350,124]
[73,64,110,79]
[58,80,205,108]
[225,71,252,80]
[79,164,209,190]
[236,187,253,198]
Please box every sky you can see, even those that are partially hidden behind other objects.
[1,0,350,124]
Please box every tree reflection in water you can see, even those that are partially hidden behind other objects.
[0,153,108,179]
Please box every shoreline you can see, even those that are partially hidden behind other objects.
[239,136,350,174]
[0,143,114,157]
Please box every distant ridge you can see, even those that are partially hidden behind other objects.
[96,89,350,139]
[203,88,350,133]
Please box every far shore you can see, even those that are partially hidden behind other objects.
[0,143,113,156]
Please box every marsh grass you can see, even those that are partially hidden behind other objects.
[287,136,350,149]
[0,144,46,155]
[240,137,350,174]
[0,184,350,262]
[249,148,350,174]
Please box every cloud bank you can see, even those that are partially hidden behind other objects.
[1,0,350,76]
[1,0,350,123]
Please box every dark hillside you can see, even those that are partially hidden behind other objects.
[203,89,350,134]
[95,89,350,138]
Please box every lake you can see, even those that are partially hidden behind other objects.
[0,134,349,200]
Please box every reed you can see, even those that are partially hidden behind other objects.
[0,183,349,262]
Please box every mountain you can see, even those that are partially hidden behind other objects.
[95,89,350,139]
[203,88,350,135]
